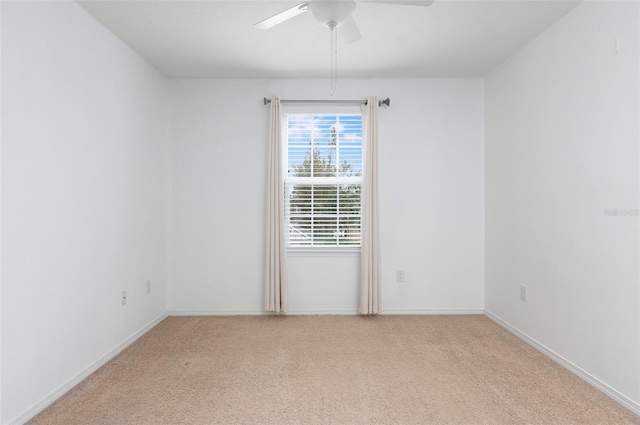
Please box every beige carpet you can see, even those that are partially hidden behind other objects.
[29,315,639,425]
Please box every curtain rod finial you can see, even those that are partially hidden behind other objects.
[264,97,271,105]
[378,98,390,107]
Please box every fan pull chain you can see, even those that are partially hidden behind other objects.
[329,22,338,96]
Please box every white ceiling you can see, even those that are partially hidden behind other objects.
[79,0,580,78]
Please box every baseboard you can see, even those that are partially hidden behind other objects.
[287,309,359,315]
[7,311,169,425]
[170,309,275,316]
[169,309,358,316]
[384,308,484,315]
[484,310,640,417]
[169,308,484,316]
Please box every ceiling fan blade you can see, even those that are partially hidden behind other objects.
[359,0,434,6]
[340,16,362,44]
[253,3,310,30]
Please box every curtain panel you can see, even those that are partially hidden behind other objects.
[264,96,288,312]
[359,96,381,314]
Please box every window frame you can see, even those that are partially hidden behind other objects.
[282,105,363,253]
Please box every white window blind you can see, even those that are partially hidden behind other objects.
[284,113,363,248]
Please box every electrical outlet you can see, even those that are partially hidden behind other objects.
[146,280,151,295]
[520,285,527,302]
[396,270,405,282]
[121,290,127,306]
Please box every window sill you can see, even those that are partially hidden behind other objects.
[287,248,361,258]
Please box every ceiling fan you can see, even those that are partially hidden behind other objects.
[254,0,434,95]
[253,0,435,44]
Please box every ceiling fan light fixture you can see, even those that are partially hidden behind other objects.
[309,0,356,27]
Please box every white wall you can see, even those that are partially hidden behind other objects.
[168,78,484,314]
[1,2,169,423]
[485,0,640,408]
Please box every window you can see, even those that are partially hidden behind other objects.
[284,112,363,248]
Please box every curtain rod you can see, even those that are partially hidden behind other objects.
[263,97,391,107]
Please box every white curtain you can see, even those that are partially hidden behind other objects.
[264,96,288,312]
[359,96,381,315]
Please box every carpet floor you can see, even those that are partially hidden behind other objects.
[29,315,639,425]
